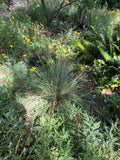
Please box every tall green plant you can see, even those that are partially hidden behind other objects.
[30,57,90,116]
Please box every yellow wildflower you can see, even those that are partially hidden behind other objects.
[95,16,98,20]
[2,53,5,56]
[58,33,60,35]
[23,54,27,57]
[20,22,22,24]
[34,29,37,31]
[3,55,7,58]
[30,67,36,71]
[10,45,13,48]
[64,50,67,53]
[10,35,13,37]
[42,34,45,37]
[40,23,44,27]
[60,22,63,24]
[12,16,15,19]
[37,24,39,27]
[64,21,67,23]
[40,39,43,42]
[2,21,5,23]
[27,39,31,43]
[94,1,96,3]
[77,32,80,35]
[81,67,84,70]
[33,34,37,38]
[75,39,78,42]
[30,68,34,71]
[15,12,17,14]
[10,19,13,23]
[115,17,118,20]
[26,29,28,32]
[26,15,28,17]
[68,17,70,19]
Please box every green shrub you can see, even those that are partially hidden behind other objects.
[1,99,120,159]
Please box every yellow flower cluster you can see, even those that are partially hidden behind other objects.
[75,31,80,35]
[30,67,36,71]
[2,53,7,58]
[40,23,44,30]
[108,11,114,14]
[114,10,120,22]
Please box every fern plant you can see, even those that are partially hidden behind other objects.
[89,25,120,89]
[77,38,101,63]
[91,25,120,58]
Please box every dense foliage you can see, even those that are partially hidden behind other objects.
[0,0,120,159]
